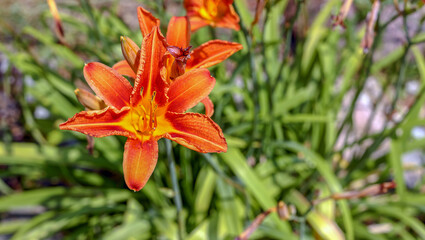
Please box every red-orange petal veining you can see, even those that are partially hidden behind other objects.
[201,97,214,117]
[84,62,133,109]
[131,27,168,107]
[112,60,137,79]
[186,40,242,70]
[166,16,191,49]
[137,6,160,37]
[165,112,227,153]
[123,138,158,191]
[167,68,215,113]
[59,107,136,138]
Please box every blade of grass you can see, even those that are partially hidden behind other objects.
[220,148,297,238]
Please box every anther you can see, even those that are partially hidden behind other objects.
[151,91,156,101]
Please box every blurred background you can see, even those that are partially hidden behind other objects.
[1,0,425,239]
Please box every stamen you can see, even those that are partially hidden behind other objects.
[130,109,138,131]
[143,111,147,131]
[149,101,153,129]
[131,89,159,135]
[151,91,156,101]
[139,115,144,132]
[154,111,157,129]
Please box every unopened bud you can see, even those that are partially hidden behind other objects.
[121,36,141,73]
[277,201,290,220]
[75,88,107,111]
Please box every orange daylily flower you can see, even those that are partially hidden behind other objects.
[184,0,240,31]
[112,6,242,116]
[60,27,227,191]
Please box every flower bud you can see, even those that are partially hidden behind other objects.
[74,88,107,111]
[121,36,140,73]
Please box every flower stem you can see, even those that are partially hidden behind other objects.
[165,139,185,240]
[233,4,260,159]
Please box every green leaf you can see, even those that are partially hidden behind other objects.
[0,187,66,211]
[193,166,216,224]
[279,141,354,240]
[220,148,296,239]
[103,220,151,240]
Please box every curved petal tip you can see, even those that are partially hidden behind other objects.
[123,138,158,191]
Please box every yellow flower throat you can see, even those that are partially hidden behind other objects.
[199,1,220,22]
[131,88,158,136]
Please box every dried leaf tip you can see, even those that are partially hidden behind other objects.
[47,0,65,42]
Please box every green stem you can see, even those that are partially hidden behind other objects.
[165,140,185,240]
[202,153,245,192]
[233,4,260,158]
[335,9,383,147]
[273,0,303,91]
[347,7,414,173]
[362,74,392,136]
[261,2,275,157]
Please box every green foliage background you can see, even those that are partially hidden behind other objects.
[1,0,425,239]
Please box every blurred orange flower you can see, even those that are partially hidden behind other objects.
[60,27,227,191]
[184,0,240,31]
[113,6,242,116]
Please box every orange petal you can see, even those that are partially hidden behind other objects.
[186,40,242,70]
[164,112,227,153]
[216,17,240,31]
[183,0,204,11]
[112,60,137,79]
[215,4,240,30]
[131,27,168,107]
[137,6,160,38]
[166,16,191,48]
[84,62,133,109]
[184,0,240,31]
[59,107,136,138]
[167,68,215,113]
[123,138,158,191]
[162,53,175,84]
[184,0,208,32]
[201,97,214,117]
[188,16,209,32]
[184,0,203,9]
[120,36,141,73]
